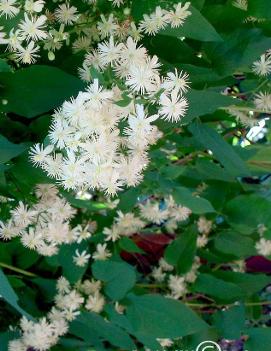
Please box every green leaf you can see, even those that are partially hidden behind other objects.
[248,0,271,19]
[0,268,31,318]
[173,186,215,214]
[92,260,136,300]
[0,59,11,73]
[0,135,27,164]
[165,228,197,273]
[126,294,207,341]
[118,237,144,254]
[189,121,250,177]
[225,194,271,234]
[192,273,245,302]
[70,311,135,350]
[212,305,245,339]
[58,244,88,284]
[245,328,271,351]
[0,65,84,118]
[203,29,271,75]
[214,231,257,258]
[182,89,237,124]
[213,271,270,297]
[160,5,222,42]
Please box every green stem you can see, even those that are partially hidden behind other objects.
[0,262,37,277]
[222,105,270,114]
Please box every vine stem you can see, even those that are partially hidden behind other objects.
[186,301,271,308]
[0,262,37,277]
[221,105,270,114]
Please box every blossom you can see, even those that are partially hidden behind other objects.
[0,0,19,18]
[18,13,47,42]
[73,249,91,267]
[139,6,168,35]
[139,200,169,224]
[256,238,271,256]
[108,0,124,7]
[98,36,122,66]
[15,41,40,64]
[92,243,112,260]
[24,0,45,13]
[152,267,166,282]
[232,0,248,11]
[165,2,191,28]
[85,292,105,313]
[55,3,78,25]
[125,55,160,93]
[162,69,190,94]
[254,92,271,111]
[56,277,71,294]
[168,274,187,299]
[197,216,212,235]
[97,14,118,38]
[159,90,188,122]
[252,54,271,76]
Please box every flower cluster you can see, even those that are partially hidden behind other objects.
[0,184,93,256]
[103,195,192,242]
[0,1,191,64]
[30,35,190,196]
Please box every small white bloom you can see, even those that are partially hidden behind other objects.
[92,243,112,260]
[73,249,91,267]
[252,54,271,76]
[256,238,271,257]
[55,3,78,25]
[85,292,105,313]
[159,90,188,122]
[0,0,19,18]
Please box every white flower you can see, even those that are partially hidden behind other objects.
[169,205,192,222]
[232,0,248,11]
[197,216,212,235]
[29,143,54,166]
[98,36,122,66]
[0,220,19,240]
[85,292,105,313]
[10,201,37,227]
[168,274,187,299]
[165,2,191,28]
[125,56,160,94]
[80,279,101,294]
[24,0,45,13]
[139,6,168,35]
[157,338,174,348]
[15,41,40,64]
[139,200,169,224]
[108,0,124,7]
[73,249,91,267]
[197,235,208,248]
[162,69,190,94]
[256,238,271,257]
[254,91,271,111]
[92,243,112,260]
[159,257,174,272]
[252,54,271,76]
[56,277,70,294]
[20,228,44,250]
[97,14,118,38]
[55,3,78,25]
[152,267,166,282]
[0,0,19,18]
[159,90,188,122]
[19,13,47,42]
[8,339,27,351]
